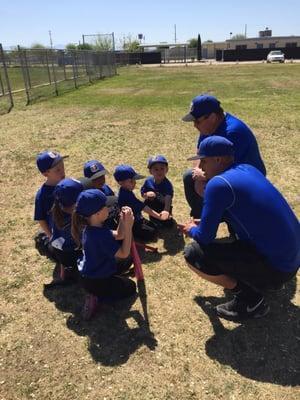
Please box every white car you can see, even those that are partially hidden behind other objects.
[267,50,285,63]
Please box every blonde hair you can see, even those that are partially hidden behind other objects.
[71,211,88,246]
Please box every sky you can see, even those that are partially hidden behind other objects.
[1,0,300,49]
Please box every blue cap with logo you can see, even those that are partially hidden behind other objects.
[84,160,108,180]
[76,189,115,217]
[54,178,84,207]
[147,155,168,169]
[113,165,145,182]
[187,136,234,160]
[182,95,221,122]
[36,150,68,173]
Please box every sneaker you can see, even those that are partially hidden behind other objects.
[216,294,270,320]
[82,294,98,320]
[223,286,242,297]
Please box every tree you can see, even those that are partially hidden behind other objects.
[93,36,113,51]
[230,34,246,40]
[77,43,93,51]
[65,43,77,50]
[30,42,46,49]
[188,38,198,48]
[122,34,140,52]
[197,34,202,61]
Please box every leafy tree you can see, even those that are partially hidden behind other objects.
[188,38,198,48]
[93,36,113,51]
[30,43,46,49]
[65,43,77,50]
[122,34,140,52]
[77,43,93,51]
[231,34,246,40]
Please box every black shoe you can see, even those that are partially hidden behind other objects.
[223,286,242,297]
[216,294,270,321]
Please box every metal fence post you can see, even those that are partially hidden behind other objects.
[71,51,78,89]
[50,49,58,96]
[18,46,31,105]
[0,44,14,112]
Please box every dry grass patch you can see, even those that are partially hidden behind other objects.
[0,64,299,400]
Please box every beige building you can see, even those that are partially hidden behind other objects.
[204,35,300,59]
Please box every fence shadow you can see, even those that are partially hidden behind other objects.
[43,281,157,366]
[194,277,299,386]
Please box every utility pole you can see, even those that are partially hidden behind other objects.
[174,24,177,43]
[244,24,247,38]
[48,30,53,49]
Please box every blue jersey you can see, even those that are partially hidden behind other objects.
[51,212,77,251]
[78,226,120,278]
[34,184,56,229]
[100,184,114,196]
[141,176,174,201]
[118,187,145,221]
[189,164,300,272]
[197,113,266,175]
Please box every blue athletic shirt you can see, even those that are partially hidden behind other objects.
[141,177,174,199]
[118,187,145,221]
[78,226,120,278]
[100,184,115,196]
[51,212,77,251]
[197,113,266,175]
[34,184,56,229]
[189,164,300,272]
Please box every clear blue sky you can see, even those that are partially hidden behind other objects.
[1,0,299,48]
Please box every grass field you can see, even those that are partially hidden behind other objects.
[0,63,299,400]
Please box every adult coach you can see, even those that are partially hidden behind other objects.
[182,94,266,218]
[183,136,300,320]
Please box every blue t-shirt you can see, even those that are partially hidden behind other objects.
[34,184,56,229]
[189,164,300,272]
[197,113,266,175]
[78,226,120,278]
[118,187,145,221]
[141,176,174,201]
[51,212,77,251]
[100,184,115,196]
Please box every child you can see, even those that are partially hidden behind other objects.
[113,164,168,241]
[71,189,136,300]
[83,160,114,195]
[50,178,84,283]
[83,160,119,229]
[141,155,174,227]
[34,150,68,259]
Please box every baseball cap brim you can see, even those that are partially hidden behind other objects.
[182,113,195,122]
[134,173,145,180]
[90,169,108,180]
[186,155,202,161]
[52,155,69,168]
[106,195,118,208]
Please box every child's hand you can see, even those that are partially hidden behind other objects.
[145,191,156,200]
[160,210,170,221]
[121,207,134,228]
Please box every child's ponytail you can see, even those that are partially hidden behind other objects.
[71,211,88,246]
[52,199,66,229]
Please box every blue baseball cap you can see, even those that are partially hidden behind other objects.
[75,189,115,217]
[84,160,108,180]
[182,95,221,122]
[54,178,84,207]
[147,155,168,169]
[36,150,68,173]
[187,136,234,160]
[113,165,145,182]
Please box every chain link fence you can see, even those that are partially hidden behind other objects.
[0,44,117,114]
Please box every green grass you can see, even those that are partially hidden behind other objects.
[0,64,299,400]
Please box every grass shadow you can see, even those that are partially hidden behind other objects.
[43,282,157,366]
[194,277,300,386]
[157,219,185,256]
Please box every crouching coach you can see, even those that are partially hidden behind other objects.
[183,136,300,321]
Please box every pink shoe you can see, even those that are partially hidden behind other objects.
[82,294,98,320]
